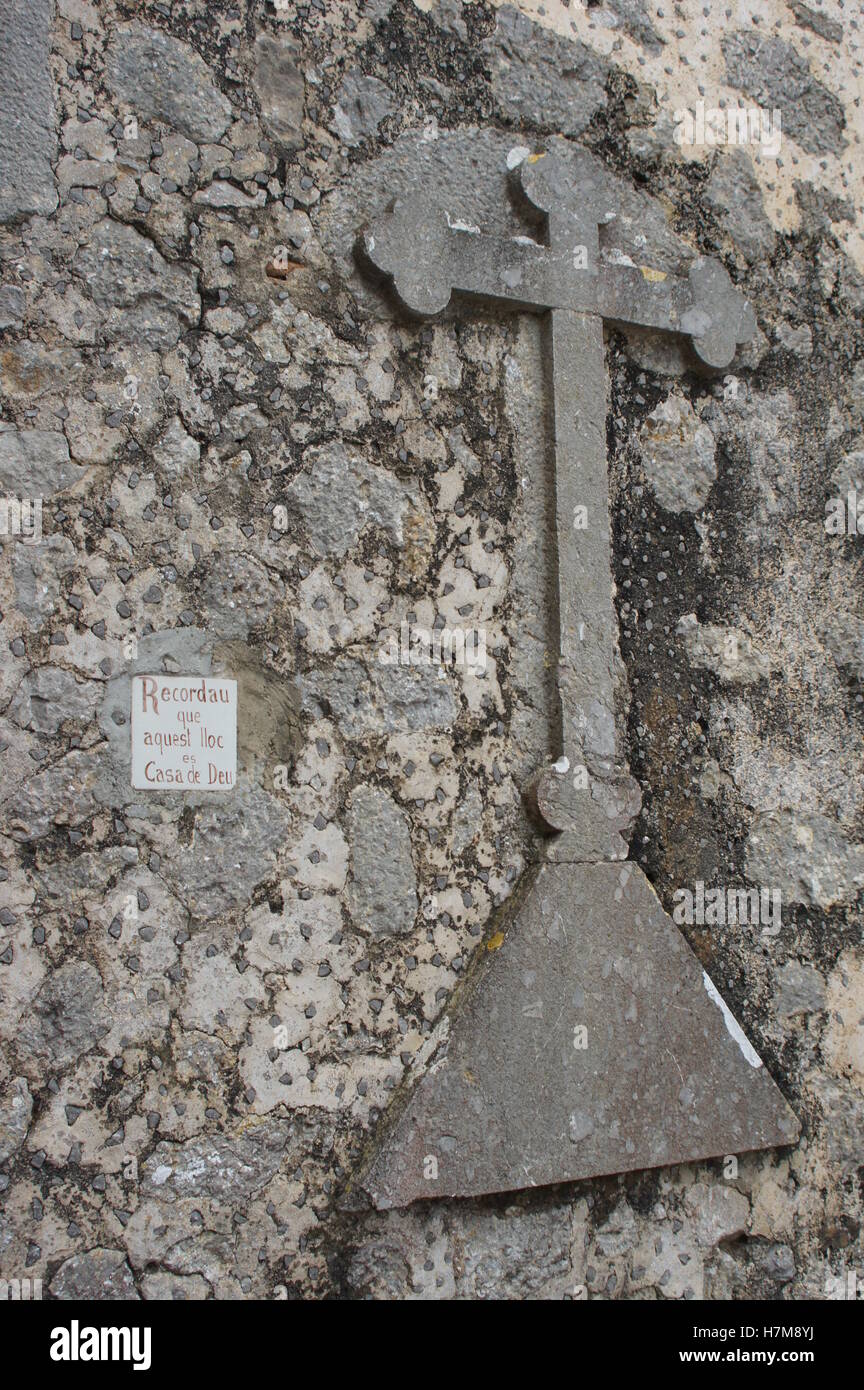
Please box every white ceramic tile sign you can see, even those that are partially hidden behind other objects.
[131,675,237,790]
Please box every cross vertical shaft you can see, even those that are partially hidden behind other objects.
[550,309,617,781]
[539,196,633,854]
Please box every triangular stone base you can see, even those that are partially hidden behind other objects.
[358,861,799,1208]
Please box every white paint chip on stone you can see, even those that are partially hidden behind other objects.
[131,675,237,791]
[445,212,481,234]
[506,145,531,169]
[702,971,763,1068]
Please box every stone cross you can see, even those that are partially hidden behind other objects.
[352,153,798,1210]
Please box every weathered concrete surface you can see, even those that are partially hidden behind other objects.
[0,0,861,1304]
[0,0,57,223]
[359,861,798,1207]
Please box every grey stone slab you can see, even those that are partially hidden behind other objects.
[746,810,864,909]
[142,1117,291,1203]
[105,24,233,145]
[0,284,26,329]
[605,0,665,54]
[73,218,199,319]
[251,32,305,151]
[705,149,777,264]
[358,862,799,1207]
[8,665,100,734]
[10,533,77,628]
[285,442,428,559]
[0,429,81,496]
[639,392,717,513]
[347,786,417,937]
[482,6,607,137]
[0,1076,32,1164]
[157,786,295,922]
[775,962,826,1019]
[301,657,458,740]
[722,30,845,156]
[50,1249,140,1302]
[788,0,843,44]
[333,72,393,147]
[0,0,58,223]
[19,960,111,1072]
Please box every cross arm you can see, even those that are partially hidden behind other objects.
[357,193,598,317]
[359,192,757,371]
[515,152,757,369]
[597,256,757,369]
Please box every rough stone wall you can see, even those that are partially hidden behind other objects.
[0,0,861,1300]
